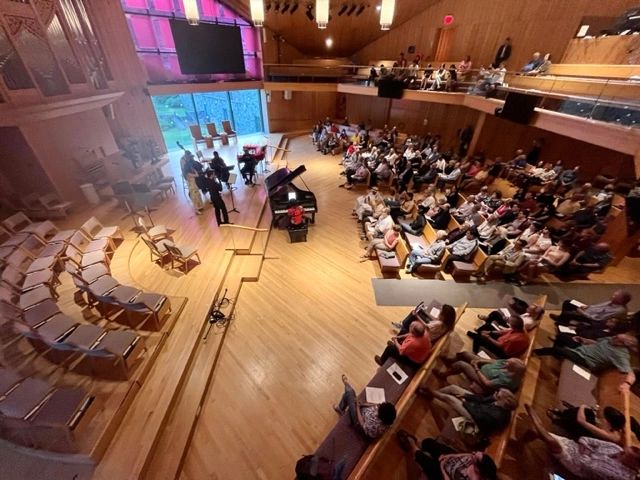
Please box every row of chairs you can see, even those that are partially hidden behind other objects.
[190,121,237,150]
[0,192,72,220]
[0,367,93,453]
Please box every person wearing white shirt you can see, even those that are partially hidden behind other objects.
[365,209,393,240]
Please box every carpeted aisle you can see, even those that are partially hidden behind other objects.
[371,279,640,310]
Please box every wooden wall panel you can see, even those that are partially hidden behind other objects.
[266,91,337,132]
[344,94,390,129]
[261,27,306,64]
[355,0,640,70]
[475,114,635,181]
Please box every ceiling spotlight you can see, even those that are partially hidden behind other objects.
[356,3,365,15]
[316,0,328,28]
[305,3,314,21]
[338,3,348,15]
[347,4,357,15]
[376,5,381,11]
[380,0,395,30]
[290,2,299,13]
[281,2,290,13]
[325,37,333,48]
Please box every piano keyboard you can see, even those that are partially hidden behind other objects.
[274,207,316,214]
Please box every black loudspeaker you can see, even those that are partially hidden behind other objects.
[378,78,405,99]
[495,92,539,124]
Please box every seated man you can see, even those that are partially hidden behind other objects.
[521,52,542,73]
[399,205,427,236]
[364,207,393,240]
[550,290,631,326]
[562,242,612,276]
[427,203,451,231]
[441,230,479,272]
[472,239,527,282]
[518,239,572,284]
[210,151,232,184]
[395,433,498,480]
[534,332,637,391]
[405,230,447,274]
[436,353,525,394]
[420,386,517,436]
[374,321,432,367]
[476,301,545,333]
[391,302,457,343]
[467,315,529,358]
[332,374,396,439]
[239,150,258,185]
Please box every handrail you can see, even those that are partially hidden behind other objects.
[219,224,269,233]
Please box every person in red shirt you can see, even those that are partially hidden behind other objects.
[467,315,529,358]
[375,321,432,367]
[287,202,306,227]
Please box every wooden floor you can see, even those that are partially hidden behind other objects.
[5,135,639,479]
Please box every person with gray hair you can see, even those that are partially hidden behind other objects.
[405,230,447,274]
[374,321,432,367]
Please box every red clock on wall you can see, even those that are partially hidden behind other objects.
[443,14,454,25]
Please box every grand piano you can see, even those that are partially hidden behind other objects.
[264,165,318,228]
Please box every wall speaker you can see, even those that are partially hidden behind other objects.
[495,92,539,124]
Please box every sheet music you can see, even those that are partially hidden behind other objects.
[572,364,591,381]
[429,307,441,319]
[365,387,386,404]
[558,325,576,334]
[570,299,587,308]
[477,350,491,359]
[386,363,409,385]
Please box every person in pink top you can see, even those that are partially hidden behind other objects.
[375,321,432,367]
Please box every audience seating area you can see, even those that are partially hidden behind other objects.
[0,211,173,455]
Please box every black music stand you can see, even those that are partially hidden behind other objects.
[226,173,239,213]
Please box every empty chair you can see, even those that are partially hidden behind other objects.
[22,299,60,328]
[66,263,109,285]
[190,124,210,150]
[152,167,176,190]
[140,236,172,266]
[205,123,222,142]
[0,225,31,249]
[165,243,201,273]
[80,217,123,243]
[118,293,171,330]
[6,248,60,275]
[0,377,52,444]
[17,235,47,257]
[70,270,119,301]
[0,368,22,396]
[1,265,59,297]
[21,220,69,244]
[2,212,38,234]
[86,330,145,380]
[66,247,110,270]
[68,231,113,257]
[222,120,237,139]
[19,284,56,310]
[136,216,171,242]
[39,193,73,218]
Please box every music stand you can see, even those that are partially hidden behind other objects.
[226,173,239,213]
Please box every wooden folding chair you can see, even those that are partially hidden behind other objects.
[190,124,210,150]
[205,123,222,143]
[222,120,237,140]
[166,244,201,273]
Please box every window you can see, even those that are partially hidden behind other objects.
[151,89,264,151]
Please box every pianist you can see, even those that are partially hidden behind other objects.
[288,202,307,228]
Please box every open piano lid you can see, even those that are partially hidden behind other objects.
[264,165,307,195]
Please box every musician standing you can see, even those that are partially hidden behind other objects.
[203,170,230,225]
[180,150,204,215]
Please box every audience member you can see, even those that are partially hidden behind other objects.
[550,290,631,326]
[467,315,530,358]
[374,321,432,367]
[436,353,525,394]
[405,230,448,273]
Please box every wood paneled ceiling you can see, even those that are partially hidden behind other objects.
[226,0,443,58]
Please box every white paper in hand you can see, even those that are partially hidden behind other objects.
[570,299,587,308]
[477,350,491,359]
[572,364,591,381]
[430,307,441,319]
[558,325,576,334]
[386,363,409,385]
[365,387,386,404]
[499,308,512,318]
[452,416,467,431]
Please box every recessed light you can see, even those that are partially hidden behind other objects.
[376,5,381,11]
[325,37,333,48]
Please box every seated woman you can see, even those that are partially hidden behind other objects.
[399,205,427,236]
[360,224,401,261]
[374,321,432,367]
[547,404,625,444]
[395,433,498,480]
[333,374,396,439]
[476,300,545,333]
[524,404,640,480]
[436,353,526,394]
[391,302,456,343]
[518,239,572,284]
[364,207,394,241]
[405,230,448,274]
[341,161,368,189]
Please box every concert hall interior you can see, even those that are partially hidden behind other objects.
[2,1,640,479]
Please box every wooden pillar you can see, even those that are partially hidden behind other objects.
[635,148,640,180]
[467,112,486,157]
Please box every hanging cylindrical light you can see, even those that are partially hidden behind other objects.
[316,0,329,29]
[183,0,200,25]
[250,0,265,27]
[379,0,395,30]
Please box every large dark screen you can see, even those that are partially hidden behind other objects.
[170,20,245,74]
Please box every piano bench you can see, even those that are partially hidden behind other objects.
[288,225,308,243]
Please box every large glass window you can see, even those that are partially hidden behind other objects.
[152,89,264,151]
